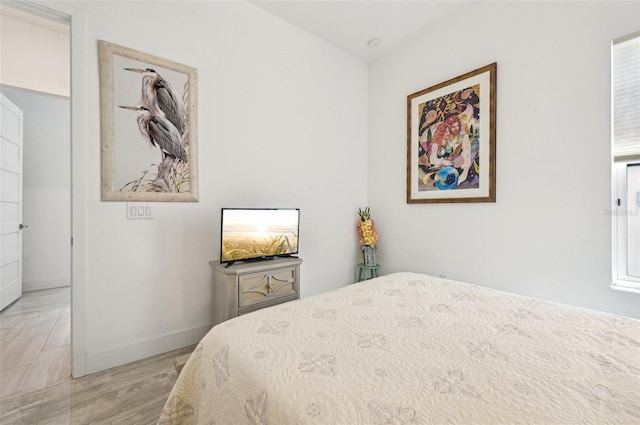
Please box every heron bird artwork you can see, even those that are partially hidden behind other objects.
[119,67,190,191]
[124,68,186,135]
[99,40,198,201]
[118,105,187,163]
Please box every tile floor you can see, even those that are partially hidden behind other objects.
[0,287,193,424]
[0,287,71,397]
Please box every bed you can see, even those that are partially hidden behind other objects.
[159,272,640,424]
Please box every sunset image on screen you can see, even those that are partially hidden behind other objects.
[221,209,299,262]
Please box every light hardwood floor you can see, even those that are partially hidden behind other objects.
[0,288,192,424]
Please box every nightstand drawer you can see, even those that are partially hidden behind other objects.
[238,268,297,308]
[210,257,302,326]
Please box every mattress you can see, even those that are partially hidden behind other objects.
[159,272,640,424]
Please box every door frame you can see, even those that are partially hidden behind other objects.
[66,3,88,378]
[19,0,88,377]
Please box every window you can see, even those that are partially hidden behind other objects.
[612,32,640,292]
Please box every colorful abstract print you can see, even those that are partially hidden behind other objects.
[417,84,480,191]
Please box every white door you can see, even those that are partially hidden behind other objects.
[0,93,24,311]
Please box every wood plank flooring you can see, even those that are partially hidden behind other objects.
[0,288,193,424]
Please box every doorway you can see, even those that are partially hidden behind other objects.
[0,2,71,395]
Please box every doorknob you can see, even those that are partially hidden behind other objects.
[19,224,28,230]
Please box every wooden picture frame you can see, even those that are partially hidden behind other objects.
[98,40,198,202]
[407,63,496,203]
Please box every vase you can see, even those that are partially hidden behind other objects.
[362,245,376,267]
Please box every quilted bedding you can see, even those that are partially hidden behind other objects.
[159,272,640,424]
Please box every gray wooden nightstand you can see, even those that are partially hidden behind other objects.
[209,257,302,326]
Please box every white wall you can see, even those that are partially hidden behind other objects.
[43,0,368,375]
[1,87,71,291]
[0,4,70,97]
[369,1,640,318]
[36,0,637,377]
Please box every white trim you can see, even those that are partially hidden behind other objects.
[23,277,70,292]
[613,30,640,45]
[613,161,640,287]
[29,0,87,378]
[13,0,83,376]
[2,0,69,25]
[85,325,210,375]
[611,280,640,294]
[69,4,87,378]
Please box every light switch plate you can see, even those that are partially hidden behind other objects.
[126,203,154,220]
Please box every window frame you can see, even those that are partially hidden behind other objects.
[611,32,640,294]
[612,160,640,293]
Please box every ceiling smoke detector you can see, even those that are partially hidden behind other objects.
[367,38,381,47]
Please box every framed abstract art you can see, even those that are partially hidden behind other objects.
[407,63,496,203]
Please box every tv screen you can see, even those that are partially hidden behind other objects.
[220,208,300,264]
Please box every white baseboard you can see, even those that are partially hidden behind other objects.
[23,277,70,292]
[84,325,211,375]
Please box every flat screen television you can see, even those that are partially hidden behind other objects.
[220,208,300,265]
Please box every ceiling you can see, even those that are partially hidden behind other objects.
[249,0,472,63]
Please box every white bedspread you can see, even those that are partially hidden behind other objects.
[159,272,640,424]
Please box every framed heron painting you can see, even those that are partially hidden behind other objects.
[407,63,496,203]
[98,40,198,202]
